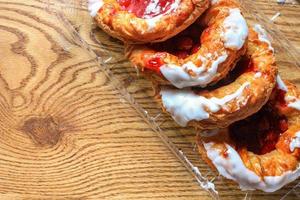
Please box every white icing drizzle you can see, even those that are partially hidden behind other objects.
[288,100,300,110]
[159,7,247,88]
[276,75,300,111]
[167,0,181,13]
[286,96,300,110]
[160,82,250,126]
[254,72,262,78]
[221,8,248,50]
[160,53,228,88]
[203,141,300,192]
[88,0,104,17]
[144,0,180,31]
[145,17,161,31]
[144,0,161,16]
[276,75,288,91]
[290,131,300,152]
[253,24,274,52]
[211,0,219,5]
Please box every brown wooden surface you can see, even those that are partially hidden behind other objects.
[0,0,299,199]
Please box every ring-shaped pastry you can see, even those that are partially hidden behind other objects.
[158,25,276,129]
[88,0,209,43]
[125,0,248,88]
[196,79,300,192]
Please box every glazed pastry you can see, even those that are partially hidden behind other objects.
[125,0,248,88]
[88,0,209,43]
[158,25,276,129]
[196,78,300,192]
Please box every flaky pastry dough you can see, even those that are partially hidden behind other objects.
[89,0,209,43]
[196,80,300,192]
[157,27,276,129]
[125,0,248,88]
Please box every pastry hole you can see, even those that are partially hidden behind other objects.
[228,101,288,155]
[149,23,205,59]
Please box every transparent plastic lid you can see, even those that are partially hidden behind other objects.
[0,0,216,199]
[49,0,300,199]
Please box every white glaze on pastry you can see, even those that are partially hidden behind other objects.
[159,8,248,88]
[253,24,274,52]
[254,72,262,78]
[144,0,162,16]
[88,0,104,17]
[203,141,300,192]
[144,0,181,30]
[290,131,300,152]
[221,9,248,50]
[144,0,181,19]
[160,53,228,88]
[210,0,219,5]
[88,0,180,32]
[276,75,300,110]
[286,96,300,110]
[276,75,288,91]
[145,17,161,31]
[160,82,250,126]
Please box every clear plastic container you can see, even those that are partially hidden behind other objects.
[0,1,213,198]
[49,0,300,199]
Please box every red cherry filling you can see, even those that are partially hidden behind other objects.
[229,102,288,155]
[118,0,177,18]
[144,52,167,73]
[149,24,204,59]
[276,88,287,107]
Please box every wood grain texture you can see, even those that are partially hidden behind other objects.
[0,0,212,199]
[0,0,299,199]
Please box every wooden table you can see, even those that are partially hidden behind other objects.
[0,0,299,199]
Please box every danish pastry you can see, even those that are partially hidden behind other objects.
[88,0,209,43]
[196,78,300,192]
[125,0,248,88]
[158,26,276,129]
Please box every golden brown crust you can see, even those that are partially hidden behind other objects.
[196,81,300,177]
[93,0,209,43]
[156,28,277,129]
[125,0,247,88]
[196,135,216,169]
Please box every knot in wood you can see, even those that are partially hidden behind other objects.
[22,116,61,146]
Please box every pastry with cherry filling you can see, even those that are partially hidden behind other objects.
[125,0,248,88]
[196,78,300,192]
[158,25,276,129]
[88,0,209,43]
